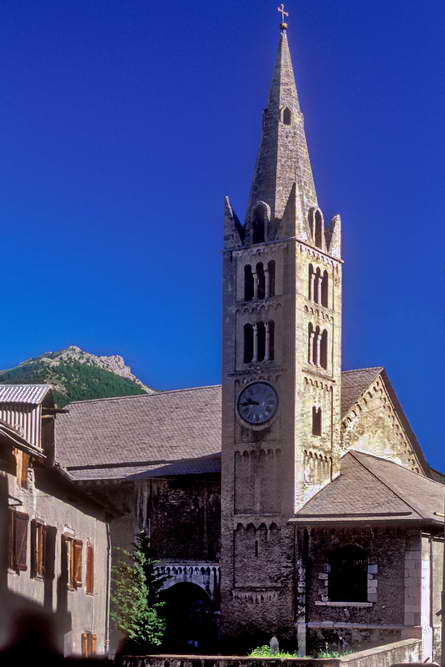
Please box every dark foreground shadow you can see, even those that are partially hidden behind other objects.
[0,611,110,666]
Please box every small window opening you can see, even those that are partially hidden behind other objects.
[314,210,323,249]
[283,107,292,125]
[268,321,275,361]
[308,264,313,300]
[244,324,254,363]
[244,265,254,301]
[328,545,368,602]
[254,540,259,558]
[257,322,266,361]
[320,329,328,369]
[314,268,321,304]
[267,260,275,297]
[252,207,266,244]
[308,323,313,364]
[257,263,265,299]
[321,271,328,308]
[312,407,322,436]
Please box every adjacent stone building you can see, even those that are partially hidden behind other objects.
[53,18,444,663]
[0,384,110,657]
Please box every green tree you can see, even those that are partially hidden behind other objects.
[111,531,166,652]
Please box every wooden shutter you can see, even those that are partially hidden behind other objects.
[91,634,97,656]
[8,510,15,570]
[20,453,30,488]
[31,520,37,577]
[81,632,88,657]
[73,540,83,588]
[14,512,28,571]
[86,543,94,594]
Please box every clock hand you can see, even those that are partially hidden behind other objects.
[240,399,259,407]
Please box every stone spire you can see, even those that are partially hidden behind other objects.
[246,24,318,232]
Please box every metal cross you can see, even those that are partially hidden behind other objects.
[277,3,289,22]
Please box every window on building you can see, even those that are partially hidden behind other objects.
[320,330,328,369]
[314,210,323,249]
[31,520,46,578]
[244,265,254,301]
[86,543,94,595]
[282,107,292,125]
[308,323,313,363]
[62,535,83,590]
[312,407,322,436]
[267,260,275,297]
[308,264,313,300]
[252,208,266,244]
[81,632,97,657]
[328,545,368,602]
[268,321,275,361]
[8,510,29,572]
[256,263,265,300]
[321,271,328,308]
[257,322,266,361]
[314,268,321,304]
[243,324,254,363]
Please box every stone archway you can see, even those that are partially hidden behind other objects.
[160,582,216,652]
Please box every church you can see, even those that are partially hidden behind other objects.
[53,12,445,662]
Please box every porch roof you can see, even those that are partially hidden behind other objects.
[292,450,445,526]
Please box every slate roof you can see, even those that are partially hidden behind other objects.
[294,450,445,526]
[56,385,221,480]
[55,368,427,482]
[340,367,383,417]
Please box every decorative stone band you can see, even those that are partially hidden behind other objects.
[154,561,220,601]
[232,589,279,604]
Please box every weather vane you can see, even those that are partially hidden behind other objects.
[277,3,289,30]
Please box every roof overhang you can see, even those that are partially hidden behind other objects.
[0,422,45,460]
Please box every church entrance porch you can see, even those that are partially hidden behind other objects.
[160,582,217,653]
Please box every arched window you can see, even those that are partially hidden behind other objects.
[244,324,254,363]
[314,210,323,249]
[308,210,314,239]
[308,323,313,364]
[268,321,275,361]
[320,330,328,369]
[313,326,320,365]
[244,265,254,301]
[314,268,321,304]
[257,322,266,361]
[328,545,368,602]
[312,407,322,436]
[267,260,275,297]
[321,271,328,308]
[282,107,292,125]
[252,204,268,244]
[256,263,265,300]
[308,264,313,300]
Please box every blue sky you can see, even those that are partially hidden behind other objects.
[0,1,444,466]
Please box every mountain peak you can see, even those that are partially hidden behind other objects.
[0,346,154,406]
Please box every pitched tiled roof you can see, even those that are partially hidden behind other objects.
[294,450,444,525]
[56,385,221,480]
[340,367,383,417]
[56,368,429,482]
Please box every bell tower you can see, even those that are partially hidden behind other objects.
[220,11,343,642]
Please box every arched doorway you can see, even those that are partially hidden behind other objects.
[160,582,216,652]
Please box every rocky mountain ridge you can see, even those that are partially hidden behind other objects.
[0,345,154,406]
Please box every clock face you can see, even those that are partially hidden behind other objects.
[237,382,278,425]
